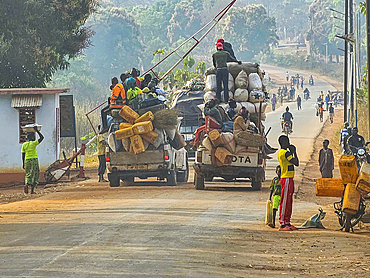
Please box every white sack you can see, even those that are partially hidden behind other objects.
[235,70,249,89]
[248,73,263,91]
[249,89,265,103]
[234,88,249,102]
[205,74,217,92]
[204,91,216,102]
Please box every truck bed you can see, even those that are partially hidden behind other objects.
[109,149,165,166]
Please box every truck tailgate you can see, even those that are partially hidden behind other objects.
[110,150,164,166]
[201,150,259,167]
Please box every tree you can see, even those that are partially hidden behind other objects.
[217,4,278,61]
[0,0,98,88]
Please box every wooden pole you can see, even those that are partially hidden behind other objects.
[344,0,349,122]
[367,0,370,139]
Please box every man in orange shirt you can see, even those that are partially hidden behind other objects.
[101,77,126,133]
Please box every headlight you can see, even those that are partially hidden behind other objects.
[358,149,366,156]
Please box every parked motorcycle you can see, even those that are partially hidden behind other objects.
[334,197,366,232]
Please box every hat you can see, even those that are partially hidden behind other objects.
[217,38,225,43]
[142,87,150,92]
[216,42,223,50]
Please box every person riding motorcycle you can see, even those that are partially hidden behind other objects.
[303,88,310,100]
[348,127,365,155]
[281,106,293,132]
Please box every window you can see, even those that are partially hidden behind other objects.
[19,108,35,143]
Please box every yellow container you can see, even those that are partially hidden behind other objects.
[132,121,153,135]
[356,163,370,195]
[135,111,154,124]
[130,135,145,154]
[343,183,361,214]
[119,105,139,124]
[141,131,159,145]
[338,155,358,184]
[119,122,133,130]
[215,147,233,165]
[315,178,345,197]
[208,129,223,147]
[115,127,134,140]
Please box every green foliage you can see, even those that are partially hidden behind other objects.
[0,0,98,88]
[196,62,206,74]
[217,4,278,61]
[183,56,195,70]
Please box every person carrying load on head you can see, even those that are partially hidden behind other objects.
[101,77,126,133]
[212,42,241,103]
[22,126,44,194]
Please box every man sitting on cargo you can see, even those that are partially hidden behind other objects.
[204,99,223,127]
[101,77,126,133]
[126,77,143,110]
[212,42,241,103]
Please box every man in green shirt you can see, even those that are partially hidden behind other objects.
[212,42,241,102]
[22,126,44,194]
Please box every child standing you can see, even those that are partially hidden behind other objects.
[269,165,281,228]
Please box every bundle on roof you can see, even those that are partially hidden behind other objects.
[152,109,179,129]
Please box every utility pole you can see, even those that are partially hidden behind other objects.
[349,0,354,121]
[344,0,349,123]
[367,0,370,139]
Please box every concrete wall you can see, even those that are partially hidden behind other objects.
[0,94,60,172]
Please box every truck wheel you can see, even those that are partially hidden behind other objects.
[204,174,214,182]
[121,176,134,186]
[251,179,262,191]
[108,173,120,187]
[195,174,205,190]
[177,160,189,183]
[167,170,178,186]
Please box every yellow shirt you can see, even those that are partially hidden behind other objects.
[21,140,39,160]
[97,134,106,156]
[278,149,295,178]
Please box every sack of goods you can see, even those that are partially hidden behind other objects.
[234,130,266,148]
[249,89,265,103]
[234,88,249,102]
[204,91,216,102]
[234,70,249,89]
[205,74,217,92]
[248,73,263,91]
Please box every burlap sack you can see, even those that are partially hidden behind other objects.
[234,130,266,147]
[235,70,249,89]
[234,88,249,102]
[205,74,217,91]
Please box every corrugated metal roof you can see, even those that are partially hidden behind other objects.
[0,88,69,95]
[11,95,43,108]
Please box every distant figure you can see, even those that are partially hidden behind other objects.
[286,71,289,82]
[340,122,350,154]
[300,76,304,89]
[319,140,334,178]
[278,135,299,231]
[329,103,334,123]
[271,94,277,111]
[325,93,330,111]
[297,95,302,110]
[212,42,240,102]
[97,125,108,183]
[22,126,44,194]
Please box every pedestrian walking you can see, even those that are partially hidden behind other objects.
[325,93,330,111]
[297,95,302,110]
[271,94,277,111]
[278,135,299,231]
[22,126,44,194]
[97,126,108,182]
[286,71,289,82]
[268,165,281,228]
[329,103,334,123]
[340,122,350,154]
[319,139,334,178]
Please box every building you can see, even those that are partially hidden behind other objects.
[0,88,70,186]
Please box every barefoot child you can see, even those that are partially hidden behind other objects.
[269,166,281,228]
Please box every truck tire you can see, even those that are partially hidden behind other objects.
[167,170,178,186]
[195,174,205,190]
[177,160,189,183]
[108,173,120,187]
[121,176,134,186]
[251,179,262,191]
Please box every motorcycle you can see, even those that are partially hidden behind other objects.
[309,77,314,85]
[334,197,366,232]
[281,120,292,136]
[304,91,310,101]
[349,143,370,170]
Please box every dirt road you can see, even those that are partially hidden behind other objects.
[1,66,370,277]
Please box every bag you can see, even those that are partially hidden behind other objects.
[249,89,265,103]
[138,97,163,110]
[204,91,216,102]
[265,200,273,226]
[234,88,249,102]
[205,74,217,92]
[248,73,263,91]
[235,70,249,89]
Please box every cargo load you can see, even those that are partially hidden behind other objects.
[355,163,370,195]
[315,178,345,197]
[119,105,140,124]
[132,121,153,135]
[338,155,358,184]
[342,183,361,214]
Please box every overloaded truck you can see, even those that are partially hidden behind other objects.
[192,62,270,190]
[104,103,189,187]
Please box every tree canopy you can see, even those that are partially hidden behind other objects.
[0,0,98,88]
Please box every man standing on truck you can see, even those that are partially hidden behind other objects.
[278,135,299,231]
[212,42,241,103]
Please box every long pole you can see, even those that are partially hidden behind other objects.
[367,0,370,139]
[344,0,349,123]
[349,0,354,121]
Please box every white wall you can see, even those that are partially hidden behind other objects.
[0,94,60,171]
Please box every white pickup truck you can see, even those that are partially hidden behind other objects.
[193,147,265,190]
[106,143,189,187]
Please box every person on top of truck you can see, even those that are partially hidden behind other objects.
[140,74,152,90]
[126,77,143,110]
[101,77,126,133]
[212,42,241,103]
[217,38,237,61]
[233,107,250,133]
[130,68,141,88]
[204,99,223,127]
[226,99,237,120]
